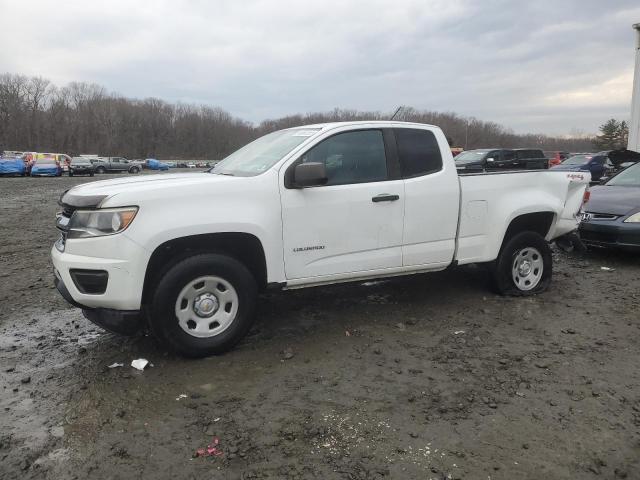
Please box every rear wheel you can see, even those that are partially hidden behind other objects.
[96,166,106,174]
[491,231,552,296]
[129,166,140,174]
[149,253,257,357]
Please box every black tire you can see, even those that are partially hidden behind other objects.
[149,253,257,357]
[491,231,552,296]
[129,166,140,174]
[69,170,74,177]
[90,172,94,177]
[96,166,106,174]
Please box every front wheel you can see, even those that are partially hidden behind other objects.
[96,166,106,174]
[149,253,257,357]
[129,166,140,174]
[491,231,552,296]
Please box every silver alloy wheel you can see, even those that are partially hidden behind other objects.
[174,276,239,338]
[511,247,544,291]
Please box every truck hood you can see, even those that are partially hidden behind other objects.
[583,185,640,216]
[61,173,237,208]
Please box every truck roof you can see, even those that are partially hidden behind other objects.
[291,120,438,130]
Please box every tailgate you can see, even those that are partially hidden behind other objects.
[552,171,591,239]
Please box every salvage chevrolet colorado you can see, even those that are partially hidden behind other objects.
[52,121,590,357]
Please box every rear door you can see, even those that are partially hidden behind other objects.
[110,158,125,171]
[395,127,459,267]
[485,150,504,170]
[280,128,405,280]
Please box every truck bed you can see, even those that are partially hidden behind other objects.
[455,170,590,264]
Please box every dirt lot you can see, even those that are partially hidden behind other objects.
[1,173,639,480]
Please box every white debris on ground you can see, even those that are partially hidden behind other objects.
[107,362,123,369]
[130,358,149,371]
[310,409,460,476]
[175,394,188,401]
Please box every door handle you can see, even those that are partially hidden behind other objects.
[372,194,399,203]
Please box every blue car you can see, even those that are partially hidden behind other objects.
[30,158,62,176]
[146,158,169,171]
[0,157,26,176]
[550,154,613,182]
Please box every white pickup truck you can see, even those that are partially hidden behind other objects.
[52,121,589,357]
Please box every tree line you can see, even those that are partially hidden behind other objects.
[1,73,596,160]
[593,119,629,150]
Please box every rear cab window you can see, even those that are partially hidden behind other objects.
[394,128,442,178]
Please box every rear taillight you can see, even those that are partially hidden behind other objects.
[583,190,590,204]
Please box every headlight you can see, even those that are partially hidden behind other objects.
[67,207,138,239]
[624,212,640,223]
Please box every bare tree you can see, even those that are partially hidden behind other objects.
[0,74,595,158]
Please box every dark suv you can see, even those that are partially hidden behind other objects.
[455,148,549,171]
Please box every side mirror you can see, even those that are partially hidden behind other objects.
[599,176,609,185]
[293,162,328,188]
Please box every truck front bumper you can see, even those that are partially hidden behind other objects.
[51,235,150,335]
[54,273,143,335]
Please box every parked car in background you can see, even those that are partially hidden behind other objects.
[164,161,177,168]
[40,153,73,172]
[579,161,640,251]
[550,154,613,182]
[92,157,141,174]
[605,149,640,173]
[69,157,95,177]
[186,162,196,168]
[545,151,571,167]
[455,148,548,171]
[0,157,26,176]
[146,158,170,171]
[30,156,62,176]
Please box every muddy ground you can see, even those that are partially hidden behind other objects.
[1,173,639,480]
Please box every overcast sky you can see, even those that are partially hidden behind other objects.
[1,0,639,135]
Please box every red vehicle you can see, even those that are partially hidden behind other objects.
[545,151,570,167]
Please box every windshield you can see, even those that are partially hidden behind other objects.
[37,158,57,165]
[607,162,640,187]
[455,150,491,165]
[211,128,320,176]
[561,155,591,165]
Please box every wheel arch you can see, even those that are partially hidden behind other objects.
[500,211,555,252]
[141,232,268,306]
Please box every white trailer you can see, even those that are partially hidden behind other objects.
[629,23,640,152]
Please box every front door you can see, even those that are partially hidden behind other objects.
[280,129,404,280]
